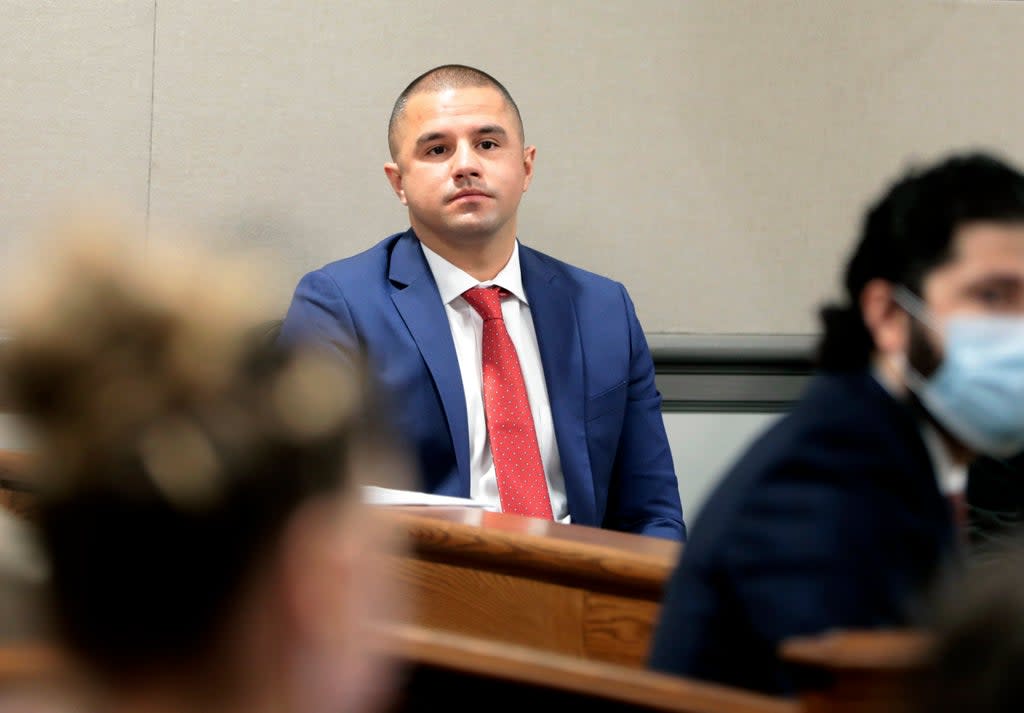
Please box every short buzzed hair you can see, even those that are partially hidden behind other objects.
[387,64,524,160]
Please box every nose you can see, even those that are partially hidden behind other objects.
[451,140,482,181]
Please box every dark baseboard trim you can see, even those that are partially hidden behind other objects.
[651,334,817,414]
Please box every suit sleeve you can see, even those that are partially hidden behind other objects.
[278,269,360,361]
[603,285,685,541]
[651,480,921,692]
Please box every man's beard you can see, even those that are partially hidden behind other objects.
[907,318,943,379]
[904,318,943,423]
[904,318,970,459]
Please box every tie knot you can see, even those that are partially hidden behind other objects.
[462,286,505,321]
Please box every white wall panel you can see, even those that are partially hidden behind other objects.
[664,411,779,525]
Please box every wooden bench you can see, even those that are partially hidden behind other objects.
[780,630,930,713]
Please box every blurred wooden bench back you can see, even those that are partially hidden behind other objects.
[376,622,799,713]
[780,630,931,713]
[0,628,933,713]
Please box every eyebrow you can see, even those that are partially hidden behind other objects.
[475,125,508,139]
[968,274,1024,288]
[415,131,447,147]
[414,125,509,147]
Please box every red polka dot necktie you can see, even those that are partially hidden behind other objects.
[462,286,553,519]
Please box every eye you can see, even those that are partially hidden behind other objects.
[479,139,498,150]
[970,281,1020,309]
[426,145,447,156]
[979,287,1005,304]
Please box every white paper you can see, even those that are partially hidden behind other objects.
[361,485,497,509]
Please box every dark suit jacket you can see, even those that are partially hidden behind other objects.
[649,370,956,693]
[279,230,684,540]
[967,452,1024,553]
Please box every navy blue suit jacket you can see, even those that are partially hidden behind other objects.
[649,370,956,692]
[279,231,684,540]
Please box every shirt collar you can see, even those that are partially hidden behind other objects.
[871,364,967,496]
[920,420,968,496]
[420,240,528,306]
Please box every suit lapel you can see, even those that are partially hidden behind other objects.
[389,231,471,494]
[520,246,596,525]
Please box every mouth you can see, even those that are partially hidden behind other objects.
[448,190,491,203]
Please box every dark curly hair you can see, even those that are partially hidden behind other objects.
[818,152,1024,370]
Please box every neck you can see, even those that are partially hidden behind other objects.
[412,225,517,282]
[872,353,973,466]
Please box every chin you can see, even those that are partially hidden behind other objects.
[446,220,501,239]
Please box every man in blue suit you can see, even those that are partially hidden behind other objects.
[280,65,683,540]
[650,153,1024,692]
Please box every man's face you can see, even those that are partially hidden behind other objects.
[870,221,1024,379]
[384,86,535,250]
[861,219,1024,459]
[893,221,1024,458]
[915,221,1024,355]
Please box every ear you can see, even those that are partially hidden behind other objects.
[860,278,909,357]
[384,163,407,205]
[521,145,536,193]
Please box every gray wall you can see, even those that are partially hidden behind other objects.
[5,1,1024,334]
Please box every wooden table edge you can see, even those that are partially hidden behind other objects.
[383,507,680,597]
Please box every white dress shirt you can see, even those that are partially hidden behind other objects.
[420,241,570,521]
[919,421,968,498]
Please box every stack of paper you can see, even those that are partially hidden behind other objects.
[361,485,496,509]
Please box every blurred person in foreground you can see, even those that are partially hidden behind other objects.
[0,220,409,713]
[912,545,1024,713]
[649,152,1024,694]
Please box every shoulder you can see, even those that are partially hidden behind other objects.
[687,372,930,556]
[519,243,635,321]
[749,372,926,483]
[519,243,624,292]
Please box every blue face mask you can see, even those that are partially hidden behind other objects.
[894,287,1024,458]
